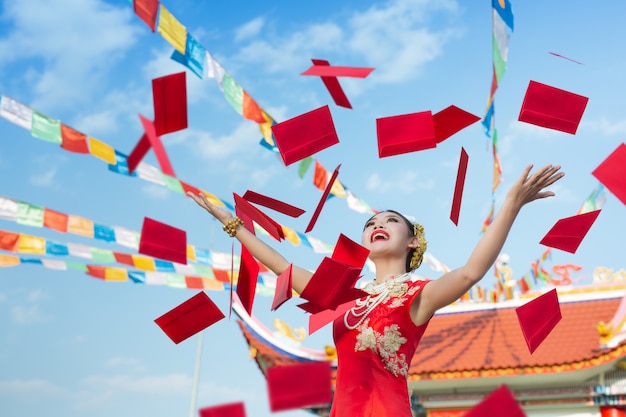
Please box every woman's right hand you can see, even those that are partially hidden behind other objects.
[186,192,233,225]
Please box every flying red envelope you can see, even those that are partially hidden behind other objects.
[127,114,176,176]
[539,210,601,253]
[308,299,356,335]
[233,193,284,241]
[138,217,187,264]
[518,80,589,134]
[271,264,293,311]
[299,257,367,312]
[198,402,246,417]
[433,105,481,143]
[515,288,562,354]
[331,233,370,268]
[152,72,188,136]
[301,64,375,78]
[303,59,352,108]
[376,111,436,158]
[266,362,333,412]
[305,164,341,233]
[464,385,526,417]
[450,147,469,226]
[592,143,626,206]
[235,245,259,316]
[242,190,305,218]
[154,291,225,344]
[271,105,339,166]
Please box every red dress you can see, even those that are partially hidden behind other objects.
[330,278,431,417]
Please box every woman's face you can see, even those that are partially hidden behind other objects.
[361,211,413,255]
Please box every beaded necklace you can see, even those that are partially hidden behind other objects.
[343,273,411,330]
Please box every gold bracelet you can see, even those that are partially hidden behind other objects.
[223,217,244,237]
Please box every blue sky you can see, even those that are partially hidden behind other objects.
[1,1,626,416]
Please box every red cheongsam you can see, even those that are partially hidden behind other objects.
[330,278,431,417]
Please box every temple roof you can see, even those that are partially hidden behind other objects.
[409,295,623,381]
[235,285,626,384]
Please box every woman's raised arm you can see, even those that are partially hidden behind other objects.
[187,192,314,294]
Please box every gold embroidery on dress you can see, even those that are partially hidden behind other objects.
[349,280,423,377]
[354,320,409,377]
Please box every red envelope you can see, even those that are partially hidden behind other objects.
[233,193,284,241]
[331,233,369,268]
[518,80,589,134]
[271,264,293,311]
[236,245,259,316]
[433,105,481,143]
[592,143,626,206]
[308,59,352,109]
[450,147,469,226]
[305,164,340,233]
[376,111,436,158]
[138,217,187,264]
[301,64,375,78]
[133,0,159,32]
[242,190,305,218]
[154,291,225,344]
[266,362,332,412]
[300,257,367,311]
[152,72,188,136]
[464,385,526,417]
[127,114,176,176]
[271,105,339,166]
[539,210,601,253]
[515,288,561,354]
[198,402,246,417]
[308,300,356,335]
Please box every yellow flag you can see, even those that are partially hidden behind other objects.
[0,254,20,266]
[157,5,187,54]
[105,267,128,281]
[186,244,197,262]
[132,255,156,272]
[68,215,94,237]
[281,225,301,246]
[88,136,116,164]
[18,234,45,254]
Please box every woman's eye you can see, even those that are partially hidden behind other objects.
[388,218,398,223]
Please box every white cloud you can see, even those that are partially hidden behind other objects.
[29,166,57,187]
[234,22,343,74]
[235,17,265,42]
[104,357,147,373]
[347,0,459,84]
[0,379,66,397]
[583,117,626,136]
[141,184,171,200]
[74,373,192,409]
[366,170,434,193]
[194,121,262,159]
[233,0,459,85]
[10,304,50,325]
[0,0,142,112]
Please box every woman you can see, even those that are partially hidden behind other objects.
[187,164,564,417]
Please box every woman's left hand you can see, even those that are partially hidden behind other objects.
[506,164,565,208]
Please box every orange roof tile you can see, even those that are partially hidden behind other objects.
[410,297,622,379]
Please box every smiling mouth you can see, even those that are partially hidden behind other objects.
[371,230,390,242]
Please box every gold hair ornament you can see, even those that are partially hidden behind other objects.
[409,223,427,270]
